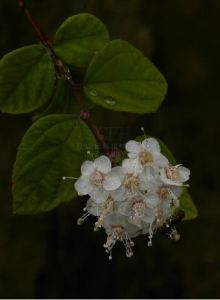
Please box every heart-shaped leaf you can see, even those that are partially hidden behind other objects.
[0,45,55,114]
[84,39,167,114]
[13,114,98,214]
[54,13,109,68]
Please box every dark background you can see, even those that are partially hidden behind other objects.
[0,0,219,298]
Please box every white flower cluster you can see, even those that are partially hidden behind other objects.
[73,138,190,259]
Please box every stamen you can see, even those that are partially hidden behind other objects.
[77,212,90,225]
[103,226,135,259]
[62,176,78,180]
[148,223,153,247]
[169,227,180,241]
[123,234,134,258]
[127,235,135,247]
[94,196,114,230]
[108,252,113,260]
[141,127,147,138]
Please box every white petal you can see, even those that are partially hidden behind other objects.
[139,168,157,191]
[94,155,111,174]
[142,213,155,224]
[74,176,91,195]
[145,193,160,208]
[110,166,123,177]
[178,166,190,182]
[90,188,108,204]
[118,202,130,216]
[81,160,94,176]
[128,152,138,158]
[86,198,100,216]
[170,186,183,199]
[111,187,127,202]
[103,172,121,191]
[142,138,160,153]
[122,158,142,174]
[154,153,169,168]
[125,140,141,154]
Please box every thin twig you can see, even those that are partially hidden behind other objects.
[18,0,110,155]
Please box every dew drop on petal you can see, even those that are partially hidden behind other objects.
[104,96,116,106]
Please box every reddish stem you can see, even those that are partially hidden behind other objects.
[18,0,110,155]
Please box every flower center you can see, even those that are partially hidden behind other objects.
[139,150,153,166]
[123,173,139,191]
[159,186,170,200]
[112,224,126,237]
[90,170,105,186]
[165,166,180,182]
[132,197,146,218]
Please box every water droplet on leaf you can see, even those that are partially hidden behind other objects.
[89,89,98,97]
[104,96,116,106]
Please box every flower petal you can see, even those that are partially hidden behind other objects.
[178,166,190,182]
[122,158,142,174]
[118,202,130,216]
[94,155,111,174]
[90,188,109,204]
[110,166,123,177]
[154,153,169,168]
[142,213,155,224]
[86,198,100,216]
[74,176,91,195]
[111,187,127,202]
[145,193,160,208]
[139,168,157,191]
[170,186,183,199]
[103,172,122,191]
[81,160,94,176]
[125,140,141,154]
[142,138,160,153]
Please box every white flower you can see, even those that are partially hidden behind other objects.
[144,174,183,207]
[125,138,169,171]
[160,164,190,186]
[68,136,190,259]
[110,159,143,197]
[86,189,127,229]
[118,193,155,228]
[74,155,121,203]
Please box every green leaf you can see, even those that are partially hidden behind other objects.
[179,190,198,220]
[12,114,98,214]
[54,13,109,68]
[84,39,167,114]
[0,45,55,114]
[136,134,198,220]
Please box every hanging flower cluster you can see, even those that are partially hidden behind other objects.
[72,138,190,259]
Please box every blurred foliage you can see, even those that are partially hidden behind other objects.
[0,0,220,298]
